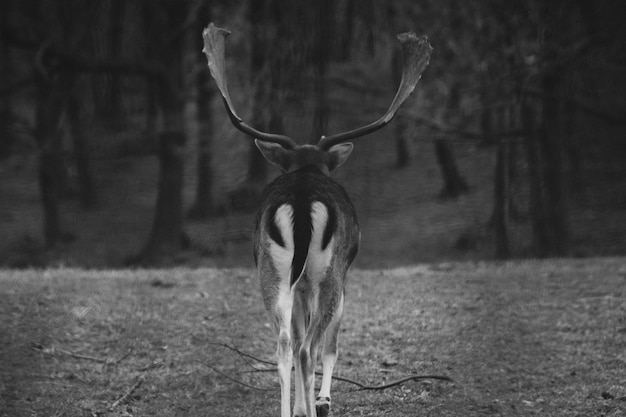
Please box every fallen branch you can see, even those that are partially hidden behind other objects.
[33,344,133,367]
[336,374,453,392]
[108,376,144,411]
[201,362,272,392]
[31,343,109,364]
[209,342,453,392]
[55,347,109,364]
[136,359,165,372]
[208,342,275,366]
[114,348,134,365]
[240,366,452,392]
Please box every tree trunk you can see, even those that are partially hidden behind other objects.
[521,96,546,255]
[394,121,410,169]
[246,0,269,183]
[480,85,495,146]
[311,0,333,143]
[506,139,525,221]
[34,76,69,247]
[434,137,469,199]
[0,0,10,117]
[493,139,510,259]
[362,0,376,56]
[189,4,215,218]
[38,145,63,247]
[190,118,215,218]
[489,100,513,258]
[434,81,468,197]
[91,0,126,128]
[0,1,14,160]
[67,78,97,209]
[339,0,354,61]
[392,45,409,168]
[145,79,159,143]
[521,72,572,258]
[539,70,571,256]
[106,0,125,125]
[562,92,583,193]
[140,132,186,262]
[136,0,189,264]
[267,0,287,144]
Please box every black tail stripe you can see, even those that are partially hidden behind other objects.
[321,205,336,250]
[291,200,312,286]
[267,206,285,247]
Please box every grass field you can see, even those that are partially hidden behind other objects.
[1,258,625,416]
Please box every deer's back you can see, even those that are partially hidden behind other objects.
[254,167,359,298]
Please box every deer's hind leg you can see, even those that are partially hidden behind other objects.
[316,291,344,417]
[296,295,324,417]
[268,285,294,417]
[295,279,343,417]
[259,260,295,417]
[292,289,307,417]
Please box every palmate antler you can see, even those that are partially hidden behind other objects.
[202,24,433,417]
[201,23,298,149]
[201,23,432,150]
[316,32,433,150]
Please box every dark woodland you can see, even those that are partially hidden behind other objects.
[1,0,625,268]
[1,2,626,416]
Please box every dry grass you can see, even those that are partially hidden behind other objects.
[1,258,625,416]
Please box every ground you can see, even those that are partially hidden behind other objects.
[1,258,625,416]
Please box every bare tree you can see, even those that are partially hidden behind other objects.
[188,1,216,219]
[391,38,410,168]
[310,0,334,143]
[30,1,80,247]
[434,84,469,199]
[136,0,190,264]
[34,71,70,247]
[91,0,126,128]
[67,76,97,209]
[245,0,270,184]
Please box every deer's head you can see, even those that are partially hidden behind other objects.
[201,24,432,175]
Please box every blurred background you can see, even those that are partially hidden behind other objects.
[0,0,624,269]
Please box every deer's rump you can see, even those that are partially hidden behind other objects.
[254,166,359,286]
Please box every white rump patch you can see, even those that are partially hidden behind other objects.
[270,204,295,281]
[308,201,334,274]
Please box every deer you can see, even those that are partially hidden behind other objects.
[202,23,432,417]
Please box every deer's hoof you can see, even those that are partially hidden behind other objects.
[316,397,331,417]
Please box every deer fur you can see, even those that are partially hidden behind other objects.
[254,141,359,417]
[201,22,431,417]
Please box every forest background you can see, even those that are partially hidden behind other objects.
[1,0,625,269]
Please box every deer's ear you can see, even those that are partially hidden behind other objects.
[255,139,292,171]
[327,142,354,171]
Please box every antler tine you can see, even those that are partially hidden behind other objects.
[317,32,432,151]
[202,23,298,149]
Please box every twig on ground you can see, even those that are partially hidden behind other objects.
[108,376,144,411]
[228,337,275,371]
[198,360,273,391]
[239,367,452,391]
[54,347,109,364]
[32,343,134,367]
[209,342,275,366]
[209,342,454,392]
[114,348,134,365]
[338,374,453,391]
[136,359,164,372]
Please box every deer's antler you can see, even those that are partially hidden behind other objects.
[202,23,298,149]
[317,32,432,151]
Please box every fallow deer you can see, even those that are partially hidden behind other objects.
[202,23,432,417]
